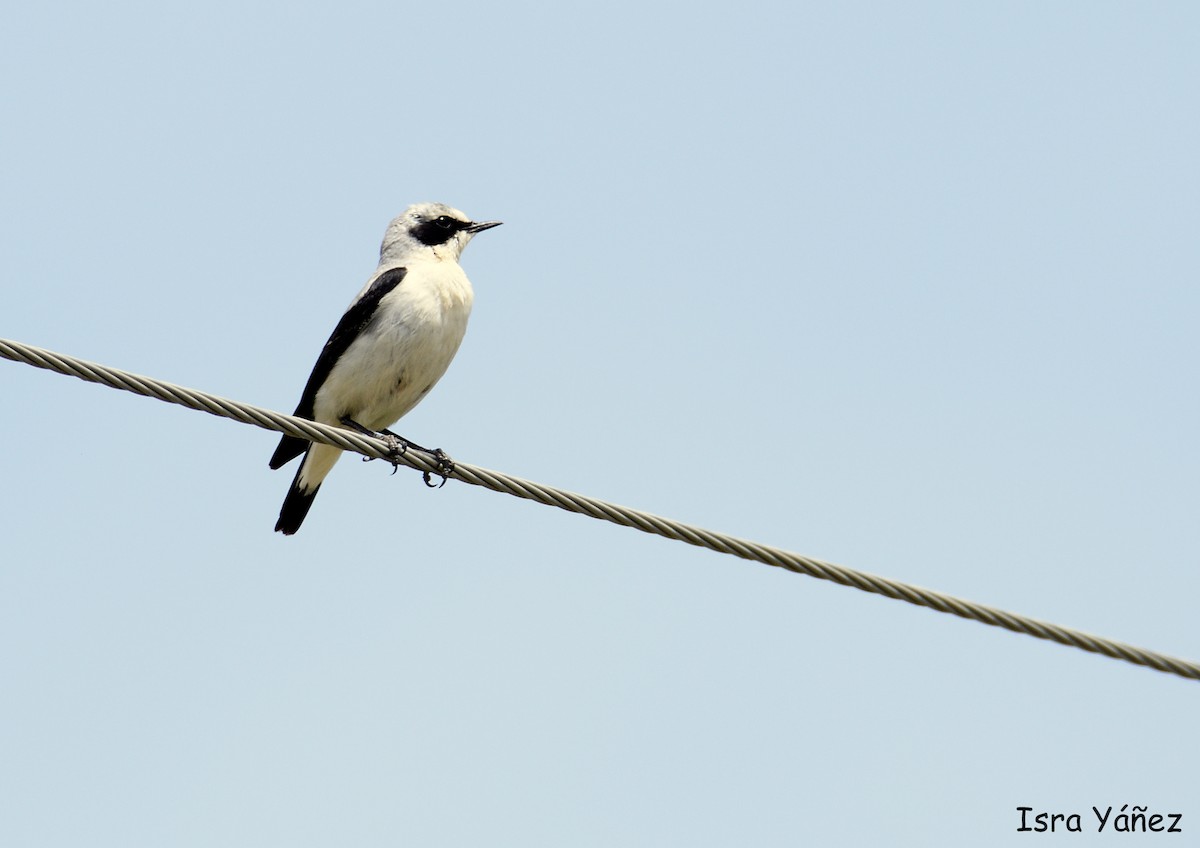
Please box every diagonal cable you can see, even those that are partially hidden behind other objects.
[2,335,1198,682]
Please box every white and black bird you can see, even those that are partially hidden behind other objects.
[269,202,501,535]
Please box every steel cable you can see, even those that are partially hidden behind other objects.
[3,336,1197,682]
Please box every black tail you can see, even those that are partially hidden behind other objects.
[275,460,321,535]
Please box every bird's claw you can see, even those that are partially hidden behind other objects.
[360,433,452,487]
[361,433,408,475]
[382,434,408,476]
[422,449,454,488]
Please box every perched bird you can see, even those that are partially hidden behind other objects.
[269,202,501,534]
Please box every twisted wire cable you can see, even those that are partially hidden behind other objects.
[3,336,1197,682]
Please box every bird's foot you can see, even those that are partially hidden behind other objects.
[378,431,410,476]
[341,418,452,485]
[422,448,455,488]
[378,428,453,486]
[343,418,406,475]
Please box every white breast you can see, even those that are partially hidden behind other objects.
[313,260,475,430]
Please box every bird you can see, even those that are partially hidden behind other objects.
[268,202,501,535]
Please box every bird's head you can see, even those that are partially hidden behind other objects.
[379,202,501,264]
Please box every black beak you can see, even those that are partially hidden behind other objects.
[464,220,502,234]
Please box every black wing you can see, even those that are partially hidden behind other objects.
[268,266,408,470]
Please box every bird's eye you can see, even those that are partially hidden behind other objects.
[434,216,455,229]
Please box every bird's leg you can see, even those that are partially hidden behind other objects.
[421,448,455,488]
[341,417,407,474]
[381,429,455,487]
[340,417,454,485]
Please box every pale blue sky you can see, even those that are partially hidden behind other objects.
[2,2,1197,845]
